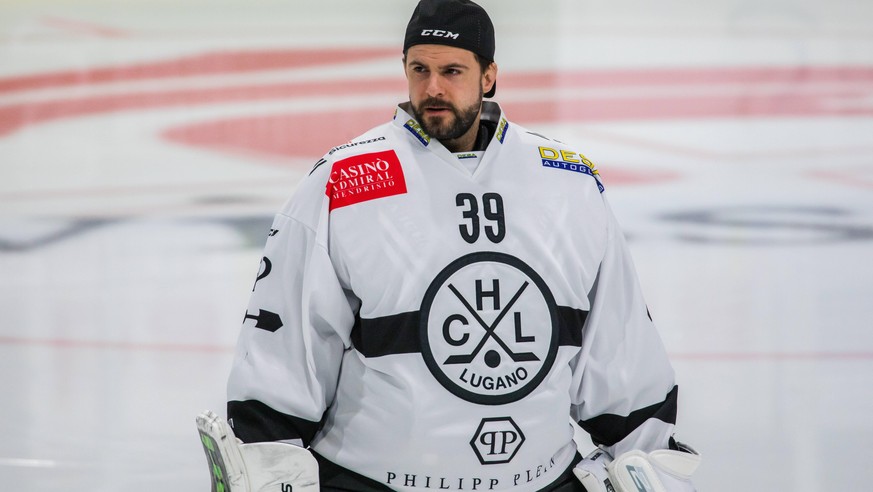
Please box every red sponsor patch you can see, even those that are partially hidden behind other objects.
[325,150,407,211]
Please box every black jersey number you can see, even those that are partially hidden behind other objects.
[456,193,505,244]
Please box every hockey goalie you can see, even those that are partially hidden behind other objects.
[196,0,701,490]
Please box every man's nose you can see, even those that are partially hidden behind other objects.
[425,74,444,97]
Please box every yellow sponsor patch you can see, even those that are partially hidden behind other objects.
[538,146,604,192]
[404,119,431,146]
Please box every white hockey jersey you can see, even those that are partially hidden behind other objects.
[227,102,679,491]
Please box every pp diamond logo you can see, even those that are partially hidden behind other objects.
[470,417,525,465]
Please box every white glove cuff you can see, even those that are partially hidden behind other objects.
[574,443,701,492]
[572,449,615,492]
[608,446,701,492]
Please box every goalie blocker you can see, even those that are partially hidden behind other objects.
[196,410,319,492]
[574,443,701,492]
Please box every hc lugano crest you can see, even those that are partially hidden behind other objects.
[420,252,559,405]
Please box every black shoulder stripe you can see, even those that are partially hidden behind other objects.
[350,311,421,357]
[557,306,588,347]
[227,400,322,446]
[577,385,679,447]
[349,306,588,358]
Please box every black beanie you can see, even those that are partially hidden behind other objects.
[404,0,496,97]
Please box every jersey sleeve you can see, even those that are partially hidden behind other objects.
[569,195,680,457]
[226,177,358,447]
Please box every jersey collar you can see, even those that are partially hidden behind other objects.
[393,101,509,149]
[393,101,510,178]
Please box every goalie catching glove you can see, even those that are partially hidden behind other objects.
[574,442,701,492]
[196,410,319,492]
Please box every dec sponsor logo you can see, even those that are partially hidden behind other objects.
[326,150,407,211]
[538,146,604,192]
[538,147,598,172]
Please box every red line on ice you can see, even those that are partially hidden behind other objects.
[1,336,871,361]
[0,47,399,94]
[39,15,129,39]
[0,336,233,354]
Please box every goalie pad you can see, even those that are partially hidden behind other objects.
[573,443,700,492]
[196,410,319,492]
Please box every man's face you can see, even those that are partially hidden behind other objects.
[404,44,496,143]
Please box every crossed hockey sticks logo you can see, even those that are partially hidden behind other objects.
[442,281,540,366]
[420,252,559,405]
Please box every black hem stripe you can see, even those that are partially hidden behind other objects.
[313,451,586,492]
[227,399,322,446]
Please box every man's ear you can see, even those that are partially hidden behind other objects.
[483,62,498,93]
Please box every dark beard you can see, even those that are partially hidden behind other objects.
[411,92,482,143]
